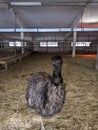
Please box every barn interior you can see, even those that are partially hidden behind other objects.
[0,0,98,130]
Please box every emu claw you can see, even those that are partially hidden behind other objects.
[41,126,45,130]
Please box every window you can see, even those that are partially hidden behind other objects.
[40,41,58,47]
[71,42,91,47]
[9,41,22,47]
[40,42,47,47]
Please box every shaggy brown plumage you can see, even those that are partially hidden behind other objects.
[26,55,65,117]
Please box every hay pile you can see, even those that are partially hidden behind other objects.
[0,53,98,130]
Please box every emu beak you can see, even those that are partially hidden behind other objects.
[51,61,55,66]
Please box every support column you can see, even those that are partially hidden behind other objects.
[96,44,98,70]
[72,31,77,58]
[21,32,24,54]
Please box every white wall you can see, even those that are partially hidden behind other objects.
[32,41,97,53]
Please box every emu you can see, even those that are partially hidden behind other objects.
[26,55,65,130]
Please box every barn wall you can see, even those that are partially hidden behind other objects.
[32,42,97,53]
[0,40,97,55]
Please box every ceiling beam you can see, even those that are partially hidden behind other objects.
[9,7,34,40]
[10,8,23,28]
[64,11,83,40]
[14,14,35,40]
[64,0,92,40]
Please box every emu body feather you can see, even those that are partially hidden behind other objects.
[26,55,65,117]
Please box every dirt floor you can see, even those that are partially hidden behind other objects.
[0,53,98,130]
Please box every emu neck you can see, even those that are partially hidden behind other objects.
[51,64,63,85]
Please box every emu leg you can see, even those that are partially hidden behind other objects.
[40,116,45,130]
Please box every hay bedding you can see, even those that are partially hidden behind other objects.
[0,53,98,130]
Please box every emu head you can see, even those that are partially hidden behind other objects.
[51,55,63,67]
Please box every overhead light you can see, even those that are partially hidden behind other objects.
[16,28,38,32]
[1,28,98,32]
[0,28,14,32]
[11,2,41,6]
[38,28,61,32]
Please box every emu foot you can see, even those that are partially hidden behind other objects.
[41,126,45,130]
